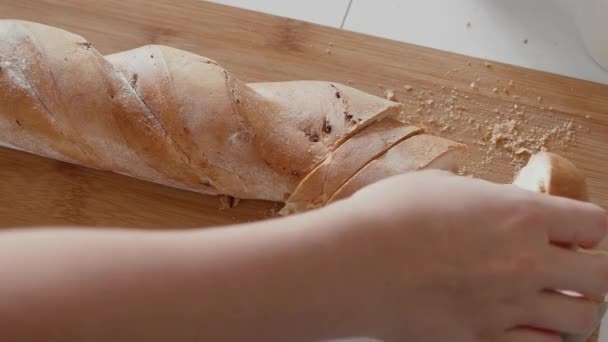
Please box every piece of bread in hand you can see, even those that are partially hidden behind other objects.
[513,152,605,342]
[513,152,588,201]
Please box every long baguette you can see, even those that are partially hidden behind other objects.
[0,20,464,209]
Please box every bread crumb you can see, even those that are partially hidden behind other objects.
[537,96,543,103]
[325,48,332,55]
[484,61,493,68]
[508,80,515,87]
[514,147,532,155]
[492,88,498,93]
[585,114,592,119]
[219,195,239,209]
[404,85,414,91]
[347,80,355,85]
[470,82,478,89]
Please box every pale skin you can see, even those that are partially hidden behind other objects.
[0,171,607,342]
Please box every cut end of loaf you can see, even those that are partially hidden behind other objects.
[279,121,423,215]
[328,134,466,204]
[513,152,588,201]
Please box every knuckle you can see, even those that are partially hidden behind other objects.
[508,198,544,226]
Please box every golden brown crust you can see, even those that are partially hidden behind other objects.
[0,20,404,202]
[329,134,465,203]
[281,120,423,214]
[513,152,588,202]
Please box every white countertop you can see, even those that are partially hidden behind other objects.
[210,1,608,341]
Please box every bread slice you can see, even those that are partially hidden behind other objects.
[281,120,422,214]
[329,134,465,203]
[513,152,588,201]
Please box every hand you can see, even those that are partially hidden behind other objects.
[328,170,608,342]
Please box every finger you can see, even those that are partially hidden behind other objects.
[498,327,562,342]
[529,194,606,248]
[520,291,598,335]
[544,248,608,299]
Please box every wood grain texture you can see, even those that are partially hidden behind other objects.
[1,0,606,230]
[0,1,605,341]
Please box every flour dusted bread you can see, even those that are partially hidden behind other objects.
[0,19,466,210]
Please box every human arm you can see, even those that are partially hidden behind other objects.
[0,171,606,342]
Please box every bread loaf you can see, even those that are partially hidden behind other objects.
[0,20,465,210]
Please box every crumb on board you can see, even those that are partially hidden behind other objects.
[484,61,493,68]
[384,89,397,101]
[399,73,579,177]
[404,85,414,91]
[219,195,240,209]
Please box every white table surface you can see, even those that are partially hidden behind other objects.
[209,1,608,341]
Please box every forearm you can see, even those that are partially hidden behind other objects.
[0,205,373,341]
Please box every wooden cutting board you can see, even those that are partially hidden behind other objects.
[0,0,607,230]
[0,1,606,341]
